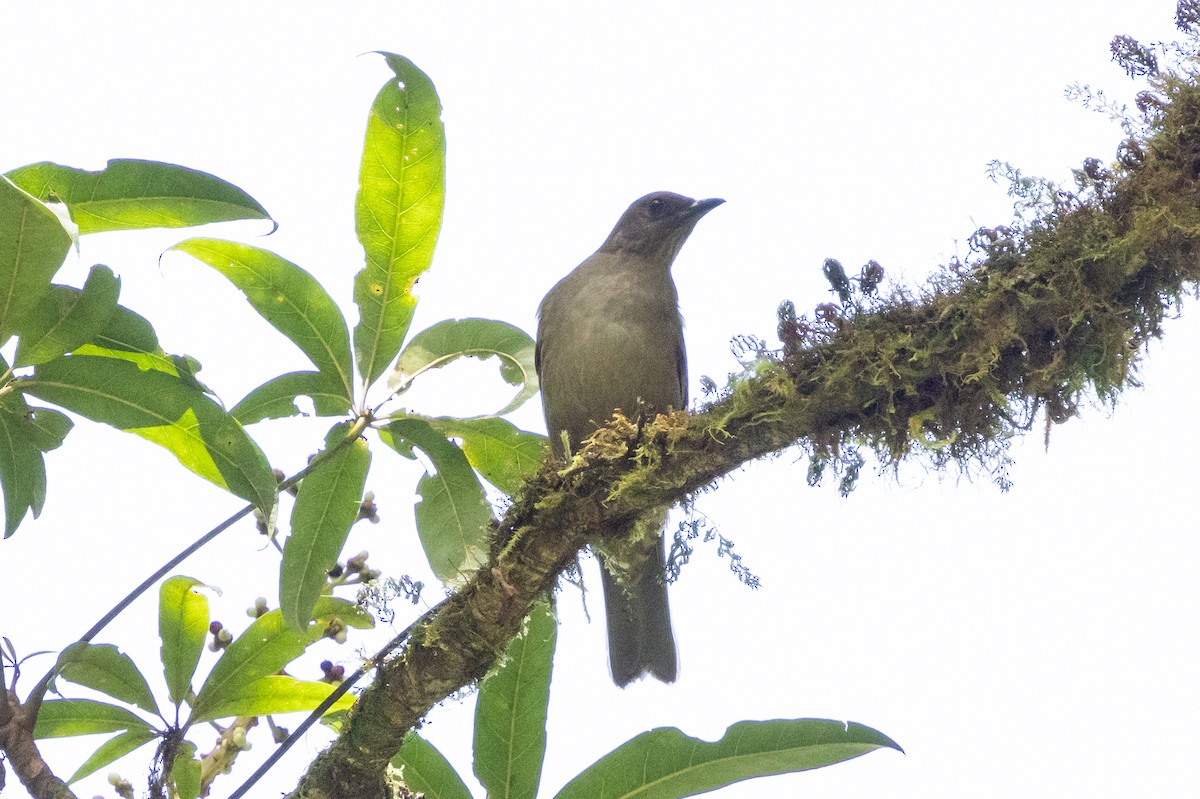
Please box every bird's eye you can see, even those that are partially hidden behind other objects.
[648,198,666,216]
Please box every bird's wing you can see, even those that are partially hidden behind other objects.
[676,334,688,408]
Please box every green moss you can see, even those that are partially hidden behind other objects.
[768,30,1200,489]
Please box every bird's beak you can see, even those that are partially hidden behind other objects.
[689,197,725,217]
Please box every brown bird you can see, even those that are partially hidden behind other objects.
[535,191,723,686]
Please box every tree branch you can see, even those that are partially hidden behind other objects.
[0,688,78,799]
[290,30,1200,799]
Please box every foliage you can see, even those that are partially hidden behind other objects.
[0,46,902,799]
[12,3,1200,794]
[32,582,366,792]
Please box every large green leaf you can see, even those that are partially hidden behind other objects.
[0,375,72,537]
[554,719,903,799]
[381,417,492,586]
[0,175,74,342]
[474,601,556,799]
[33,699,154,739]
[188,674,356,723]
[428,416,545,495]
[354,53,446,387]
[14,264,121,366]
[280,423,372,631]
[26,354,276,515]
[231,371,357,425]
[66,728,159,784]
[56,642,160,717]
[4,160,272,234]
[392,319,539,417]
[170,239,354,403]
[190,598,371,723]
[159,576,209,706]
[391,732,474,799]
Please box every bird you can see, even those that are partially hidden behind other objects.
[535,191,723,686]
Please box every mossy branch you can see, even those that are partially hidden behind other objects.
[291,20,1200,799]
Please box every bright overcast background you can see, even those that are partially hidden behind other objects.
[2,2,1197,797]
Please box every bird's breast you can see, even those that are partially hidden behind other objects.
[538,264,685,451]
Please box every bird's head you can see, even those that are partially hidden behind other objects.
[598,191,724,263]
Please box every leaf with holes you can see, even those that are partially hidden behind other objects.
[380,417,492,586]
[392,318,539,417]
[427,416,545,495]
[353,52,446,386]
[232,371,357,425]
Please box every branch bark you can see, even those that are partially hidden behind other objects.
[0,688,78,799]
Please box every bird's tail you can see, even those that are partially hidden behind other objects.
[600,528,677,687]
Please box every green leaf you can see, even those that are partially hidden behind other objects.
[10,401,72,452]
[27,354,277,515]
[380,417,492,586]
[231,371,357,425]
[159,576,209,706]
[170,239,354,403]
[280,423,372,631]
[171,741,201,799]
[474,601,556,799]
[33,699,154,739]
[56,642,160,717]
[85,303,161,355]
[190,598,371,723]
[0,377,72,537]
[14,264,121,366]
[391,732,474,799]
[354,52,446,387]
[188,674,355,723]
[392,319,539,417]
[4,160,273,234]
[66,727,159,784]
[0,175,74,343]
[71,304,198,394]
[427,416,545,495]
[0,413,47,538]
[554,719,903,799]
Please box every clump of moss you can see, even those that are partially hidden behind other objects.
[769,11,1200,489]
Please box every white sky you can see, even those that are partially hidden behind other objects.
[2,2,1197,797]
